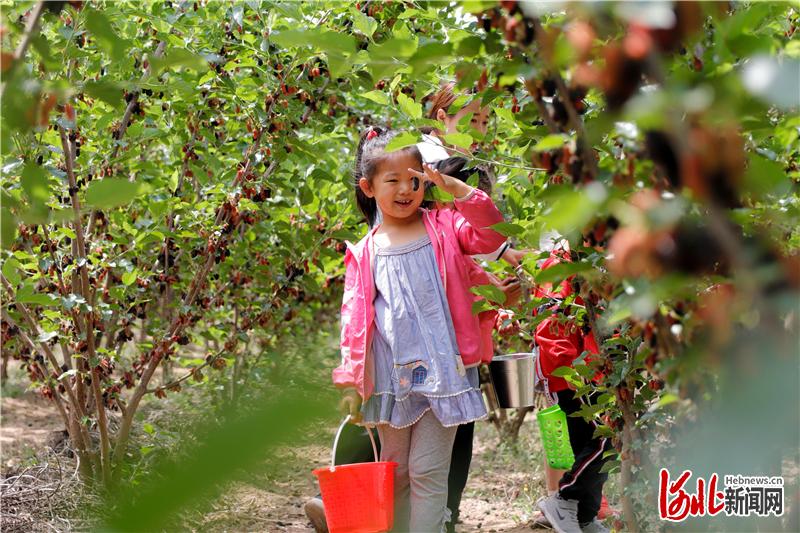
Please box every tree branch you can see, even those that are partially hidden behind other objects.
[60,125,112,486]
[0,1,46,98]
[530,18,598,179]
[86,40,166,236]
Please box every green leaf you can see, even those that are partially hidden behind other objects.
[442,132,473,150]
[744,154,790,197]
[551,366,578,378]
[84,9,128,61]
[543,185,606,235]
[657,393,680,408]
[385,131,418,153]
[460,0,496,14]
[599,459,620,474]
[352,10,378,38]
[17,283,57,306]
[122,270,137,286]
[2,257,23,287]
[1,208,17,249]
[533,134,568,152]
[409,43,453,74]
[21,163,50,219]
[369,37,417,60]
[272,30,356,55]
[360,90,389,105]
[470,283,506,304]
[151,48,208,75]
[84,178,143,209]
[471,299,494,315]
[84,80,125,109]
[490,222,525,237]
[397,93,422,120]
[534,260,593,285]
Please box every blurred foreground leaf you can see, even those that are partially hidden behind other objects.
[104,384,335,531]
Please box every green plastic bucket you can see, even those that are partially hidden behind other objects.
[536,404,575,470]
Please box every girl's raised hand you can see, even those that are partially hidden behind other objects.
[407,163,473,199]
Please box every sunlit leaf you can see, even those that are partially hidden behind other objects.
[84,178,143,209]
[385,131,418,153]
[397,93,422,120]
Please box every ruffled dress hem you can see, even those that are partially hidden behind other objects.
[361,386,487,429]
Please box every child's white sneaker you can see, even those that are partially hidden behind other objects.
[537,494,581,533]
[580,518,610,533]
[304,497,328,533]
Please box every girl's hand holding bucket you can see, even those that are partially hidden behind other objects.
[338,387,362,423]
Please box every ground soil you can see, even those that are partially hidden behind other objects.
[2,372,555,532]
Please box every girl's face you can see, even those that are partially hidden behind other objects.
[359,151,425,226]
[437,99,491,152]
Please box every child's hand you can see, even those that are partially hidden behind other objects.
[502,247,535,268]
[496,309,521,337]
[408,163,473,200]
[499,277,522,308]
[338,387,362,423]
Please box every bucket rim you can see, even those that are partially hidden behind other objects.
[537,404,562,416]
[313,461,398,477]
[491,352,537,362]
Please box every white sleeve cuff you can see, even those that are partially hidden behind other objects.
[453,187,477,202]
[471,240,510,263]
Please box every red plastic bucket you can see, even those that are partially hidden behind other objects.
[313,416,397,533]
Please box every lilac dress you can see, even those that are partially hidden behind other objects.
[360,234,487,428]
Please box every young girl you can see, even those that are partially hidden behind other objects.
[333,126,506,532]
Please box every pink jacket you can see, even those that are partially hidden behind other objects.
[332,189,506,400]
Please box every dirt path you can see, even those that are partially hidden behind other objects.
[1,388,66,470]
[2,378,551,532]
[186,419,550,532]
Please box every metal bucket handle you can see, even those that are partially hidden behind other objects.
[329,415,378,472]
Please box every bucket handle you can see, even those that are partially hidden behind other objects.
[329,415,378,472]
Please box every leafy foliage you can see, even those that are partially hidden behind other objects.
[1,1,798,529]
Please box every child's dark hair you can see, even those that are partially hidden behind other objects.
[353,127,425,227]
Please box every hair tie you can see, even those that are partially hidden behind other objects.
[366,129,378,140]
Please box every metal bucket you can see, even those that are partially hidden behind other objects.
[489,349,539,408]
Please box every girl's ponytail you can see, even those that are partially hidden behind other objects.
[353,127,384,228]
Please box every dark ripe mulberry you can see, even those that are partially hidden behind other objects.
[601,45,645,110]
[542,78,557,97]
[551,98,568,125]
[645,130,680,187]
[671,222,730,276]
[522,20,536,45]
[46,1,67,13]
[569,85,588,102]
[568,156,583,184]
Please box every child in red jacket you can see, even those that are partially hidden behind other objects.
[528,243,613,533]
